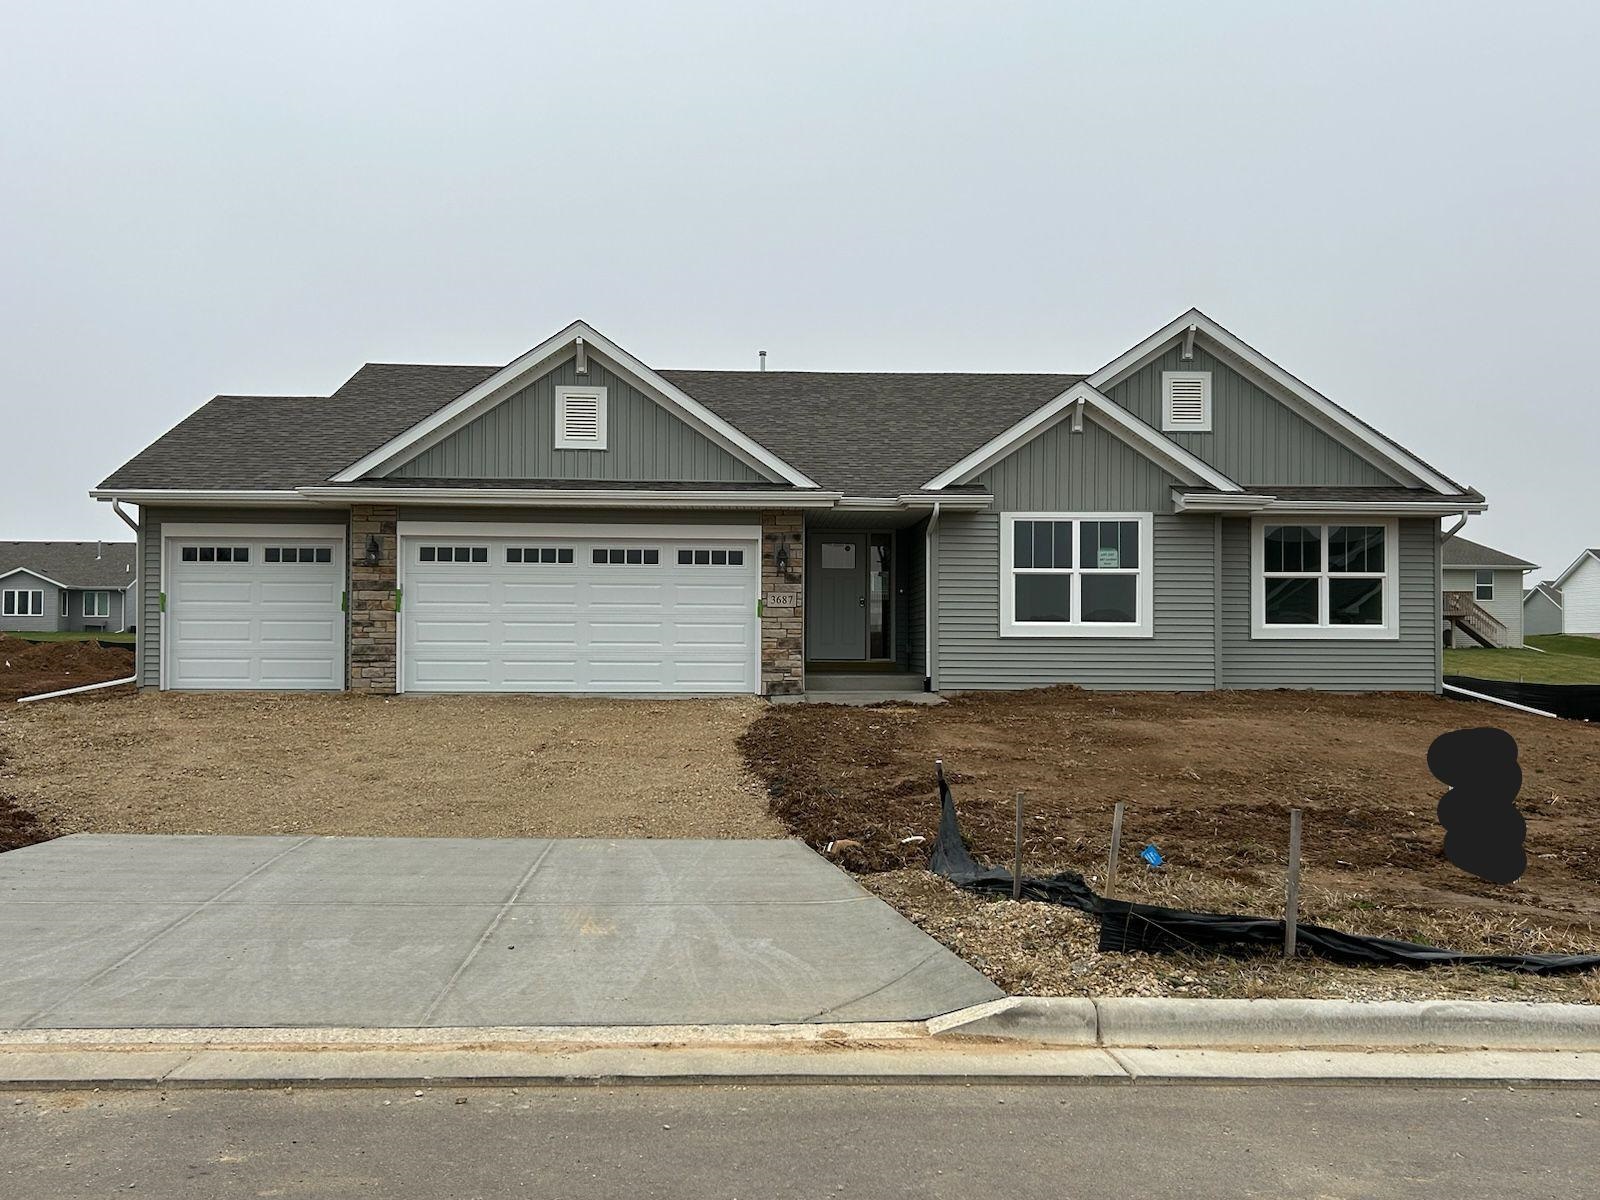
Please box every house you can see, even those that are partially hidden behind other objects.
[0,542,137,633]
[1552,550,1600,636]
[1439,535,1536,648]
[1523,581,1564,637]
[91,309,1486,696]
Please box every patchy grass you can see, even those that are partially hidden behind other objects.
[2,631,135,645]
[1446,636,1600,684]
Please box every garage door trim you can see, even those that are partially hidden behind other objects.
[160,522,347,692]
[396,521,762,695]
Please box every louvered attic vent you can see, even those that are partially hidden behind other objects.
[1161,371,1211,432]
[555,386,608,450]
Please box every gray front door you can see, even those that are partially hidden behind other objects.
[806,533,867,660]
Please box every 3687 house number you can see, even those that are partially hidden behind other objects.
[763,592,799,612]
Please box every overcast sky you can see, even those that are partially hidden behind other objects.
[2,1,1595,576]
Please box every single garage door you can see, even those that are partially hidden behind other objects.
[400,527,759,693]
[164,533,345,690]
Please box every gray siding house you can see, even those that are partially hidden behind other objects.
[0,542,136,634]
[92,310,1485,696]
[1523,581,1564,636]
[1440,535,1536,648]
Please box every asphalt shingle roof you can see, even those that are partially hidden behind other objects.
[0,542,137,589]
[1441,535,1536,570]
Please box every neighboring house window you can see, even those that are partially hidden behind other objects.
[1000,513,1153,638]
[84,591,111,618]
[1474,570,1494,601]
[1161,371,1212,432]
[555,386,608,450]
[60,591,69,617]
[3,589,44,617]
[1251,519,1398,640]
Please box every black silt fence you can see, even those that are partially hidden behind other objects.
[1445,675,1600,722]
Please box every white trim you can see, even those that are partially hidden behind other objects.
[330,320,818,488]
[1553,549,1600,589]
[398,521,761,540]
[1161,370,1212,432]
[1173,491,1488,517]
[1474,569,1495,602]
[161,522,346,538]
[1250,517,1400,641]
[0,566,72,591]
[83,590,112,619]
[1,588,46,619]
[297,486,840,509]
[1089,310,1464,495]
[554,385,608,450]
[924,382,1241,492]
[92,489,313,504]
[999,511,1154,639]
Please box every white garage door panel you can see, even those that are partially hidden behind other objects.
[401,533,758,694]
[166,535,344,691]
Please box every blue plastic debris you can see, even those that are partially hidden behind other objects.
[1140,844,1165,868]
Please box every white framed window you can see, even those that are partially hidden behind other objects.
[60,591,69,617]
[84,591,110,618]
[1251,518,1399,640]
[1161,370,1212,432]
[1000,512,1154,638]
[3,589,44,618]
[1474,570,1494,601]
[555,386,608,450]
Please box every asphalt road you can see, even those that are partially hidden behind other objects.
[2,1082,1593,1198]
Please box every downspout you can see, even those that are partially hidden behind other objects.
[1437,512,1469,692]
[110,499,138,534]
[924,502,941,691]
[111,499,141,656]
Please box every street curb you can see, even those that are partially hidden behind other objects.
[937,997,1600,1050]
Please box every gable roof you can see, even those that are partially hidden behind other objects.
[1554,549,1600,588]
[332,321,818,488]
[1525,581,1563,607]
[0,542,137,589]
[1441,535,1536,570]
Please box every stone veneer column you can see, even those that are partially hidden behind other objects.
[760,509,805,696]
[348,504,398,694]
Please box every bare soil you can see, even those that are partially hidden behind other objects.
[0,692,782,841]
[740,687,1600,999]
[0,634,135,703]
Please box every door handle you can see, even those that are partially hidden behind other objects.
[858,596,866,607]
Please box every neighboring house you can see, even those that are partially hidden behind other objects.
[1440,535,1535,648]
[92,309,1485,696]
[1552,549,1600,636]
[0,541,137,633]
[1523,581,1564,637]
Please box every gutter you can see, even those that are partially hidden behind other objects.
[924,501,941,691]
[296,487,844,508]
[1176,493,1490,518]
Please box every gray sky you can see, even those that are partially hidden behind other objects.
[3,1,1596,577]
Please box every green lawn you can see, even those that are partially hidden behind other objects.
[0,630,135,645]
[1445,634,1600,684]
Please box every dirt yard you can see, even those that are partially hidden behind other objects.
[0,634,134,703]
[0,692,781,842]
[740,688,1600,1001]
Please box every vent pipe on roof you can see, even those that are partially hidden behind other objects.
[96,540,103,560]
[759,350,767,372]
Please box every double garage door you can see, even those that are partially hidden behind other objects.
[400,528,760,693]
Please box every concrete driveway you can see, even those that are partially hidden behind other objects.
[0,835,1000,1028]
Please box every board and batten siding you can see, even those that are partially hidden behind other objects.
[1218,517,1441,691]
[1442,567,1525,647]
[138,506,351,689]
[388,354,768,483]
[934,513,1217,690]
[979,412,1181,513]
[0,568,63,633]
[1105,344,1398,488]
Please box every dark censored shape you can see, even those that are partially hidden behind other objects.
[1427,727,1527,885]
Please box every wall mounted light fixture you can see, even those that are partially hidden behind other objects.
[364,534,382,567]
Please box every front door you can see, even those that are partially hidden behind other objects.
[806,533,867,660]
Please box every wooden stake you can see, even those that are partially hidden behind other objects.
[1284,807,1302,959]
[1012,792,1024,900]
[1106,801,1125,896]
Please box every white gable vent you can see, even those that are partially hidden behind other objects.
[1161,371,1211,432]
[555,386,608,450]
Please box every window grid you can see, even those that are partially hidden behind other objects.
[1006,516,1145,631]
[265,546,332,564]
[84,591,111,618]
[677,549,744,566]
[1474,570,1494,602]
[179,545,251,564]
[592,548,661,565]
[2,589,44,618]
[418,545,489,563]
[507,547,576,565]
[1262,524,1386,628]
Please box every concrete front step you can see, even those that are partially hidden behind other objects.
[807,672,925,692]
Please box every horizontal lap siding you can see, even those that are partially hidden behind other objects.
[935,513,1217,690]
[390,355,766,483]
[139,506,351,689]
[0,570,63,633]
[1218,517,1440,691]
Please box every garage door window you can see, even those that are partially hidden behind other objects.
[678,549,745,566]
[266,547,332,564]
[419,546,488,563]
[180,545,250,563]
[592,548,660,565]
[507,547,576,564]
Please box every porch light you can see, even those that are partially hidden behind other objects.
[364,534,382,567]
[774,537,790,578]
